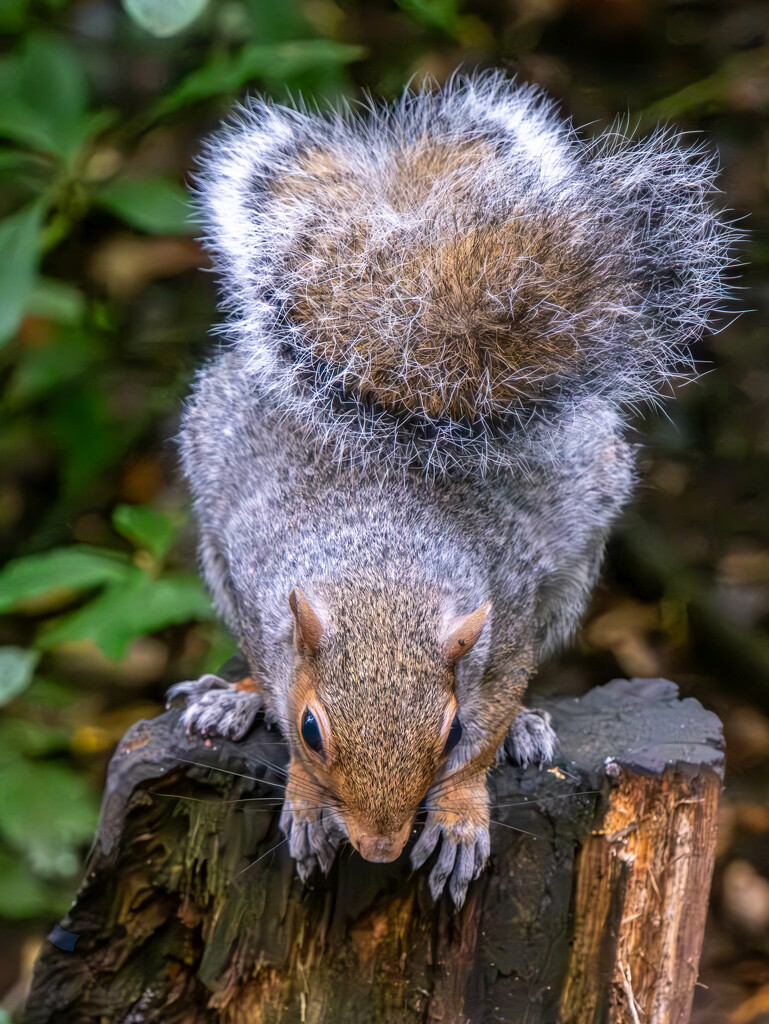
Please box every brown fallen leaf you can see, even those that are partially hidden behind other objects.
[735,803,769,835]
[584,599,662,677]
[722,860,769,937]
[724,706,769,768]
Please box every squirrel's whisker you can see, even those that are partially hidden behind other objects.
[232,751,290,778]
[172,757,266,784]
[488,819,544,840]
[153,792,284,805]
[152,793,341,812]
[490,789,602,810]
[170,757,316,797]
[417,807,544,840]
[233,835,290,877]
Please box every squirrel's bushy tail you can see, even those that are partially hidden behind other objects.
[195,70,738,476]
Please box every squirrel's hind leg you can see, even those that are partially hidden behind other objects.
[499,707,558,768]
[166,673,264,741]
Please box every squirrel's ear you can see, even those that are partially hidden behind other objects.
[289,587,326,656]
[444,602,491,664]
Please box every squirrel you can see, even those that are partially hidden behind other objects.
[167,71,736,906]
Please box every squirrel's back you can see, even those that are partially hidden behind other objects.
[181,345,634,693]
[194,70,736,478]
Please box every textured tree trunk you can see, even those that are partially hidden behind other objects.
[24,677,723,1024]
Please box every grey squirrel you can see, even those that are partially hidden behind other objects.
[168,71,736,906]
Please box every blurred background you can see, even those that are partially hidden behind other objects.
[0,0,767,1019]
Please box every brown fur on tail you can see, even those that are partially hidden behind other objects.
[274,137,614,422]
[196,72,737,474]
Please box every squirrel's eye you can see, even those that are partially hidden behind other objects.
[301,709,324,754]
[444,714,462,754]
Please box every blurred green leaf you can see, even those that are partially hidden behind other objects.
[40,573,215,659]
[6,327,101,407]
[241,0,313,43]
[0,200,45,346]
[155,39,365,115]
[395,0,458,33]
[23,676,81,712]
[0,757,98,878]
[25,277,86,325]
[0,647,40,706]
[198,621,237,675]
[0,0,28,33]
[0,33,96,159]
[0,849,57,919]
[123,0,211,37]
[48,385,140,500]
[112,503,177,559]
[0,718,70,758]
[21,34,88,134]
[96,176,197,235]
[0,546,133,614]
[0,148,44,175]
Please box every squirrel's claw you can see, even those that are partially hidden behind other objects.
[279,800,317,880]
[280,764,345,881]
[450,829,491,907]
[309,814,345,873]
[410,822,442,872]
[166,673,263,741]
[411,816,490,907]
[501,707,557,768]
[280,801,344,880]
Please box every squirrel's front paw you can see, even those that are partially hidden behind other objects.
[501,707,557,768]
[166,673,263,741]
[410,779,490,907]
[279,761,345,882]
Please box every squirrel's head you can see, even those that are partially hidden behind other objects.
[286,586,489,863]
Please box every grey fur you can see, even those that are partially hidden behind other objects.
[501,707,558,768]
[173,72,736,905]
[168,675,263,740]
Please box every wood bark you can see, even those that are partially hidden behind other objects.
[24,677,724,1024]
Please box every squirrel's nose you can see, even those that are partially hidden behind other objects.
[357,835,402,863]
[349,820,412,863]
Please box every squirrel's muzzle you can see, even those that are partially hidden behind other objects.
[347,819,412,864]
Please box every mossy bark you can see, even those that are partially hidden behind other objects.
[24,678,723,1024]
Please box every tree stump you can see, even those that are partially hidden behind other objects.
[24,677,724,1024]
